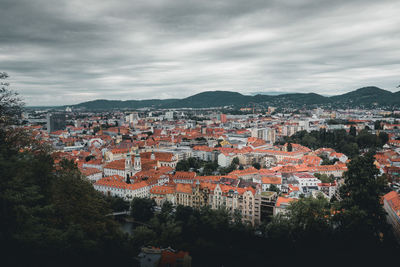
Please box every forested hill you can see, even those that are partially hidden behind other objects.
[69,87,400,110]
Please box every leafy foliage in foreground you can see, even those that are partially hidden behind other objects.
[0,73,133,267]
[0,136,134,266]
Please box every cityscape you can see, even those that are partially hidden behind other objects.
[1,0,400,266]
[5,85,400,266]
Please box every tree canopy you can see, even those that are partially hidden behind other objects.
[282,128,386,158]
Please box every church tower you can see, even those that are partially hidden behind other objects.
[134,149,141,172]
[125,148,132,178]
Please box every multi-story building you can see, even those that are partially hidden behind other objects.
[80,167,103,183]
[293,172,321,193]
[250,127,276,144]
[46,113,66,133]
[150,185,176,206]
[210,184,261,225]
[94,175,150,201]
[172,171,197,184]
[175,184,193,207]
[317,182,337,199]
[258,191,278,222]
[218,152,235,167]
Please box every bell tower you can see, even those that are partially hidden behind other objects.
[134,149,141,172]
[125,148,132,178]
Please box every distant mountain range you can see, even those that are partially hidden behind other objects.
[68,86,400,110]
[248,91,298,96]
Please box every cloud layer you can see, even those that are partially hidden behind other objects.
[1,0,400,105]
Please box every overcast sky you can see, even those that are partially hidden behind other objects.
[1,0,400,106]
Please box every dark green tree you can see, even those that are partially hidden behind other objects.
[314,173,335,183]
[176,159,190,171]
[378,131,389,146]
[105,196,130,211]
[349,126,357,137]
[158,221,182,247]
[130,197,156,222]
[269,184,280,193]
[85,155,95,162]
[252,162,261,170]
[287,142,293,152]
[374,120,383,130]
[287,196,332,239]
[333,152,389,243]
[232,209,243,226]
[158,201,174,223]
[232,157,239,165]
[132,226,156,246]
[203,160,219,175]
[0,72,23,126]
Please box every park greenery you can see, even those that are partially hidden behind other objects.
[314,173,336,183]
[175,156,241,176]
[176,157,219,175]
[281,128,389,158]
[320,154,339,165]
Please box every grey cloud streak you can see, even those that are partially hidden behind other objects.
[0,0,399,105]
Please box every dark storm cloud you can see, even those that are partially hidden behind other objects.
[1,0,399,105]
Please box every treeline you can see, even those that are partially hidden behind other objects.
[127,153,398,266]
[282,128,389,158]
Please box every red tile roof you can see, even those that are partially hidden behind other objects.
[104,159,125,170]
[175,184,192,194]
[383,191,400,215]
[150,185,175,195]
[262,176,282,185]
[276,197,295,207]
[173,171,196,179]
